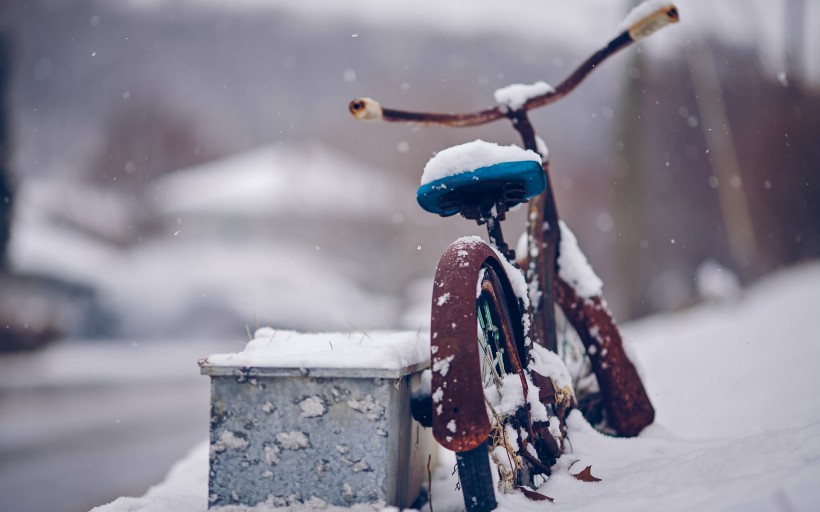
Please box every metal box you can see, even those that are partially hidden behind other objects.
[200,332,432,509]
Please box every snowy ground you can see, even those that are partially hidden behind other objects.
[88,261,820,512]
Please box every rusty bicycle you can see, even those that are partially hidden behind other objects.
[349,4,679,510]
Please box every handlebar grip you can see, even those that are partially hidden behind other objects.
[627,4,679,42]
[349,97,383,121]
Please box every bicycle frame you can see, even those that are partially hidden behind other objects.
[350,5,677,437]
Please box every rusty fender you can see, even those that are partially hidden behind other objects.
[429,238,520,452]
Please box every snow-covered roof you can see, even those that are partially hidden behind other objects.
[154,144,403,220]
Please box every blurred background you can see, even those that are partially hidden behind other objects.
[0,0,817,511]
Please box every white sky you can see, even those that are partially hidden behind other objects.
[133,0,819,82]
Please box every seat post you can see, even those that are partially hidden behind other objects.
[484,203,515,261]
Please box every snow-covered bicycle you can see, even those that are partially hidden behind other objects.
[350,4,679,510]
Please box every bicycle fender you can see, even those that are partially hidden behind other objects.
[429,237,510,452]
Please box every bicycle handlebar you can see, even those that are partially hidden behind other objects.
[349,4,678,127]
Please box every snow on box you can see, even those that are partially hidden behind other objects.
[421,139,541,186]
[202,328,429,371]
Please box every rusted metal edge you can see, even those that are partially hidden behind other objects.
[199,360,429,380]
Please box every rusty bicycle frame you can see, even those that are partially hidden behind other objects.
[350,1,678,487]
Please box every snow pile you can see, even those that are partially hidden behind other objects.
[92,262,820,512]
[557,221,604,298]
[695,259,741,301]
[154,144,400,220]
[494,81,555,110]
[421,140,541,185]
[528,343,574,394]
[202,328,429,371]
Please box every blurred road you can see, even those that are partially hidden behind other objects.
[0,339,235,512]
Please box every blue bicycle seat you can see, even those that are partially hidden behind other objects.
[417,160,546,217]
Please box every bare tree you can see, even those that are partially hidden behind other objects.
[612,41,648,319]
[687,44,757,272]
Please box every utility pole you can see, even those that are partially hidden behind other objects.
[784,0,805,89]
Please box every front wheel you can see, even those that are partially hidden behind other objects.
[555,275,656,437]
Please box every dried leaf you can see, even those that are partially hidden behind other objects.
[572,465,602,482]
[518,486,554,502]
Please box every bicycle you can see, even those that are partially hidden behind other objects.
[349,4,679,510]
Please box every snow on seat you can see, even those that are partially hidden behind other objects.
[417,140,545,217]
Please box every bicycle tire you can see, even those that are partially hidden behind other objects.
[456,441,497,512]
